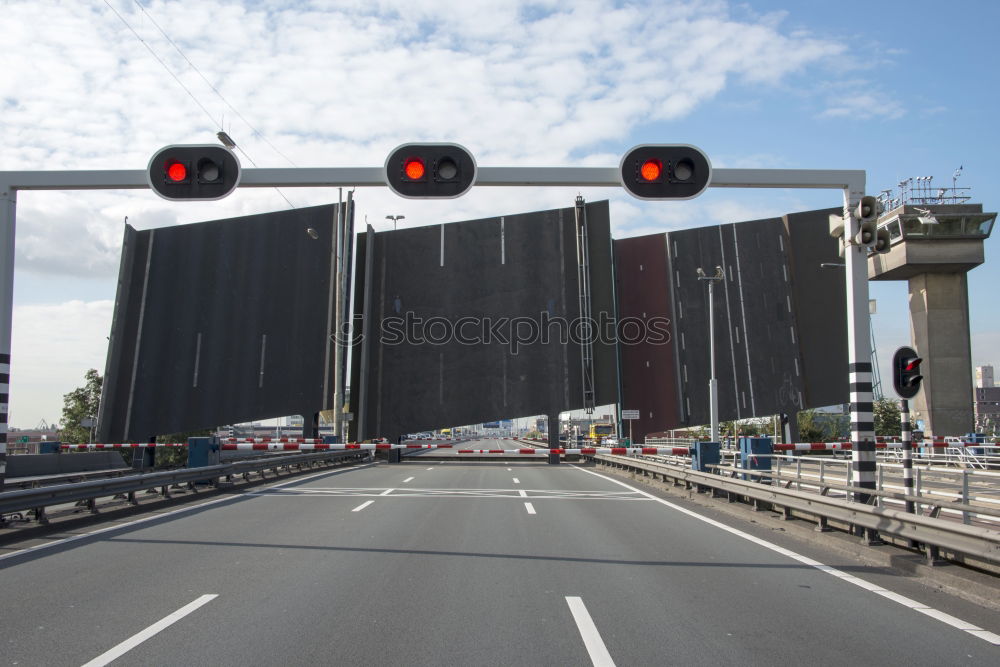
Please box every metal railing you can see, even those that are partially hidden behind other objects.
[589,453,1000,567]
[0,450,367,524]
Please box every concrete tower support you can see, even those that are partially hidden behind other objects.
[908,273,974,436]
[869,203,996,437]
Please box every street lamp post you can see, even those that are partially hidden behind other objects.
[697,266,725,442]
[385,214,404,231]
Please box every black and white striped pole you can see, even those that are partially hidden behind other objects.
[900,398,915,513]
[0,185,13,492]
[844,195,880,543]
[893,345,923,518]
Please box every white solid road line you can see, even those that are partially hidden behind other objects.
[403,476,415,483]
[81,594,218,667]
[352,500,374,512]
[0,463,376,563]
[525,502,536,515]
[574,466,1000,646]
[565,596,615,667]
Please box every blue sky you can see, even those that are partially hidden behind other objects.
[3,0,998,429]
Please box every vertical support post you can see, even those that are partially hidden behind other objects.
[708,276,719,443]
[961,469,970,525]
[356,225,375,443]
[331,191,344,441]
[547,414,560,450]
[339,193,356,442]
[573,196,595,414]
[0,185,15,492]
[843,186,879,543]
[699,266,724,443]
[901,399,916,514]
[308,412,320,439]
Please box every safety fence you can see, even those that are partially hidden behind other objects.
[589,452,1000,568]
[0,450,368,525]
[57,441,690,456]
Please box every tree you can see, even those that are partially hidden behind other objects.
[59,369,102,444]
[796,409,826,442]
[873,397,901,436]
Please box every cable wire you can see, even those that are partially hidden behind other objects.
[103,0,297,208]
[130,0,299,168]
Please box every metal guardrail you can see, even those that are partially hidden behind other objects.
[0,450,367,524]
[590,453,1000,566]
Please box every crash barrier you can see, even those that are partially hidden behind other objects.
[7,451,129,477]
[773,441,1000,451]
[0,449,368,525]
[217,442,691,456]
[588,452,1000,567]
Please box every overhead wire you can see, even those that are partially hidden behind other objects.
[129,0,299,168]
[102,0,297,209]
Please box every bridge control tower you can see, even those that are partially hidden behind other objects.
[868,186,996,436]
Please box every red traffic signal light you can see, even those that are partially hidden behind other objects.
[639,159,663,182]
[892,346,923,399]
[404,158,427,181]
[166,160,189,183]
[385,143,476,198]
[620,144,711,200]
[147,145,241,201]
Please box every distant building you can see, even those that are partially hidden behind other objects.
[976,365,995,388]
[974,386,1000,434]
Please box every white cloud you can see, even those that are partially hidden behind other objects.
[2,0,854,426]
[816,78,907,121]
[9,300,114,429]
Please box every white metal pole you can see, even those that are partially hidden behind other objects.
[332,191,344,441]
[0,186,14,490]
[843,185,879,543]
[709,276,719,443]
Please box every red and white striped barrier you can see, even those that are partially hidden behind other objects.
[455,447,690,456]
[216,443,689,455]
[224,438,325,444]
[220,442,458,451]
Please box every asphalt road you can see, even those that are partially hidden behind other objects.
[2,438,999,666]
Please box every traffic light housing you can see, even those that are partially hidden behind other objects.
[384,143,477,198]
[147,145,241,201]
[893,346,923,399]
[853,195,880,247]
[619,144,712,200]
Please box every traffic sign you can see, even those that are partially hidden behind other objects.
[622,410,640,420]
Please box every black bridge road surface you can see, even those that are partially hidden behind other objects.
[2,438,998,666]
